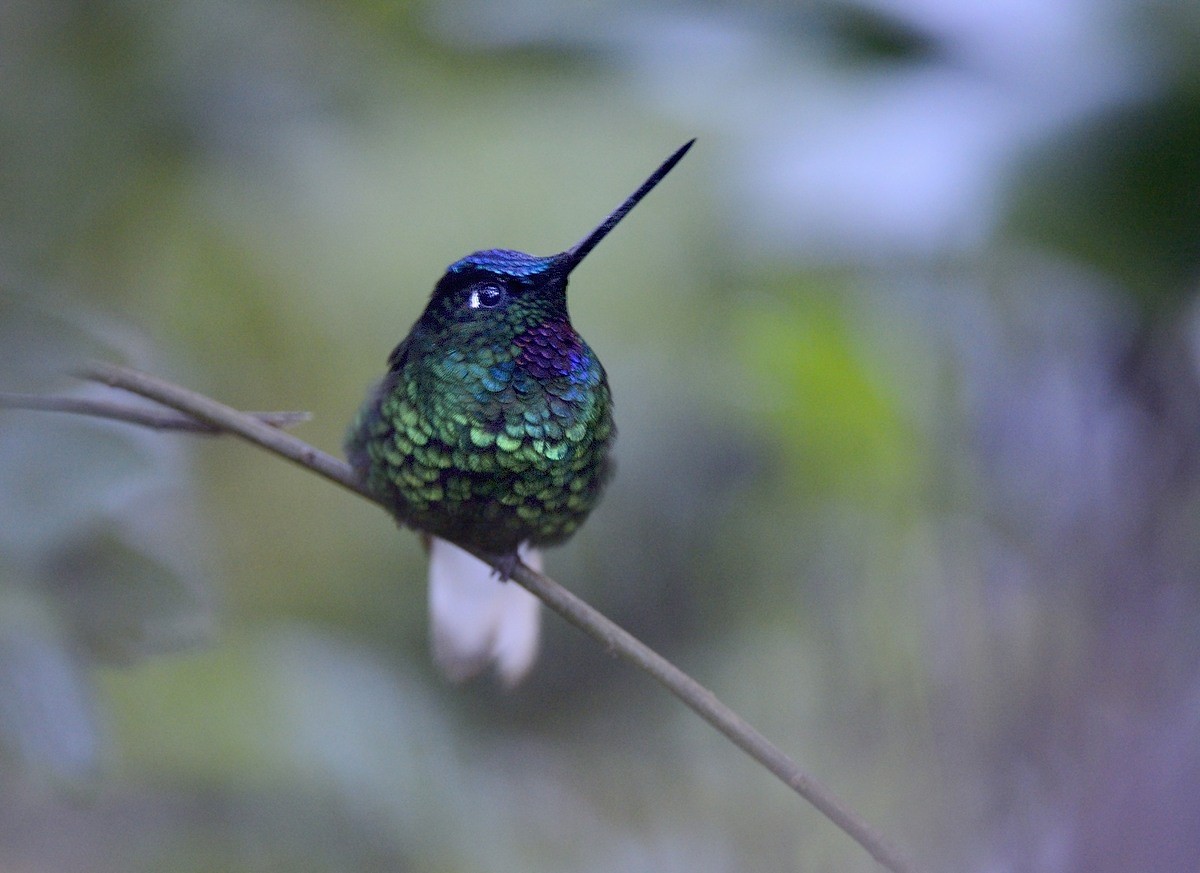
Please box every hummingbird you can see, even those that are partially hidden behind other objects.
[345,140,694,685]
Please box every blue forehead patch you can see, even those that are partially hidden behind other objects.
[448,249,558,278]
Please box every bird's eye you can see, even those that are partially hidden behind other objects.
[468,283,505,310]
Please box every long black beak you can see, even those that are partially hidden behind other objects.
[561,139,695,274]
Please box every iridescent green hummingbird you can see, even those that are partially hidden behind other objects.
[346,140,694,684]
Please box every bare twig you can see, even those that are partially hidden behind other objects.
[45,360,921,873]
[504,560,917,872]
[0,390,310,433]
[78,362,365,499]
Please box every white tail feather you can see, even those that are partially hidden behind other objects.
[427,538,542,686]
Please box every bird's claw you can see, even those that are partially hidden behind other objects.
[490,552,521,582]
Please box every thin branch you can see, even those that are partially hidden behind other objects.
[504,560,917,871]
[78,361,367,499]
[55,360,920,873]
[0,391,310,433]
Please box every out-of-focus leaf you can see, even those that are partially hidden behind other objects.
[0,301,215,660]
[0,297,214,790]
[732,279,919,502]
[0,581,103,789]
[1007,89,1200,315]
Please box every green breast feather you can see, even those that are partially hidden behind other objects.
[347,319,614,556]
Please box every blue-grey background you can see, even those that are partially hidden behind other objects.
[2,1,1200,870]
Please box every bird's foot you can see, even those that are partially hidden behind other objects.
[488,552,522,582]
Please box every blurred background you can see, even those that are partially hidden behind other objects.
[2,0,1200,870]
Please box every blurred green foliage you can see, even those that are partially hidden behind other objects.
[734,278,920,500]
